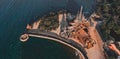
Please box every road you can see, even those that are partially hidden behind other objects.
[85,26,105,59]
[84,20,106,59]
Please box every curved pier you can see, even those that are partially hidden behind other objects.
[20,29,88,59]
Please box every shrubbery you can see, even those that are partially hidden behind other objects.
[96,0,120,39]
[38,13,59,31]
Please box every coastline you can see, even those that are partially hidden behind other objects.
[20,7,106,59]
[26,30,88,59]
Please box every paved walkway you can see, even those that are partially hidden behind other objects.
[85,21,105,59]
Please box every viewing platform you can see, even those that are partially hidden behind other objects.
[20,34,29,42]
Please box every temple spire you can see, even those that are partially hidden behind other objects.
[78,6,83,22]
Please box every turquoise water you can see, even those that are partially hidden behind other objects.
[0,0,96,59]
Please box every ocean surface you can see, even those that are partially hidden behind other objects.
[0,0,97,59]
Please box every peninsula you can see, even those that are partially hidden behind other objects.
[20,6,106,59]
